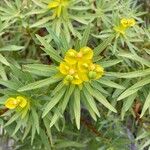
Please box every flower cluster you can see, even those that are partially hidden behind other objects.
[48,0,69,18]
[5,96,28,110]
[114,18,136,35]
[59,47,104,85]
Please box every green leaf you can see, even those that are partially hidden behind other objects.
[117,88,140,101]
[121,93,137,120]
[0,79,21,90]
[50,110,61,128]
[94,35,114,56]
[0,118,4,125]
[22,121,31,140]
[55,140,85,149]
[140,139,150,150]
[36,34,63,62]
[118,52,150,67]
[46,27,62,48]
[23,64,57,77]
[25,9,47,16]
[129,77,150,90]
[112,79,130,98]
[0,53,10,66]
[0,64,7,80]
[118,77,150,101]
[97,78,125,89]
[5,113,20,127]
[31,123,36,145]
[80,24,91,47]
[39,129,51,150]
[73,88,80,129]
[81,93,97,121]
[30,17,52,28]
[31,108,40,134]
[12,120,22,136]
[106,68,150,78]
[42,86,66,118]
[10,64,33,83]
[0,45,24,51]
[99,59,123,68]
[18,77,61,92]
[91,81,109,95]
[140,92,150,118]
[31,0,46,8]
[61,85,75,112]
[83,87,100,117]
[43,117,53,146]
[85,83,117,113]
[59,31,70,55]
[51,81,64,96]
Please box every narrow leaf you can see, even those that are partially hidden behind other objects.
[61,85,75,112]
[18,77,61,92]
[83,88,100,117]
[42,87,66,117]
[140,92,150,118]
[0,54,10,66]
[80,24,90,47]
[94,35,114,56]
[85,83,117,113]
[0,45,24,51]
[97,78,125,89]
[73,88,81,129]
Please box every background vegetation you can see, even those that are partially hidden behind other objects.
[0,0,150,150]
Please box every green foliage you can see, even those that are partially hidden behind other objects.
[0,0,150,149]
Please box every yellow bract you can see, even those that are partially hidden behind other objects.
[59,61,83,85]
[114,26,126,35]
[59,47,104,85]
[114,18,136,35]
[48,0,69,18]
[5,96,28,110]
[65,47,93,65]
[121,18,136,27]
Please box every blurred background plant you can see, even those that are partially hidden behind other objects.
[0,0,150,150]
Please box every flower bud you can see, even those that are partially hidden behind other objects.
[65,75,74,81]
[88,71,97,79]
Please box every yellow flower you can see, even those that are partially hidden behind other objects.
[16,96,28,108]
[59,62,83,85]
[5,96,28,109]
[76,62,104,82]
[65,47,93,65]
[48,0,69,18]
[59,47,104,85]
[79,47,93,61]
[88,63,104,80]
[128,18,136,27]
[121,18,136,28]
[114,18,136,35]
[5,98,19,109]
[114,26,126,35]
[64,49,78,65]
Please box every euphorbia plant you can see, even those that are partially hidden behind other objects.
[0,0,150,149]
[16,26,127,130]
